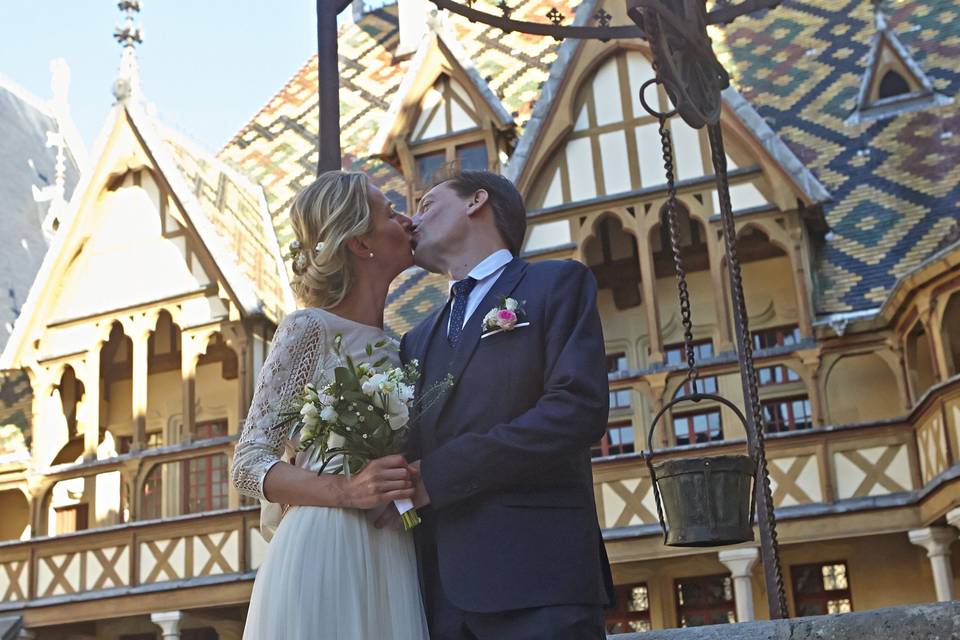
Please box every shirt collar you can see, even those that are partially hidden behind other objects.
[448,248,514,291]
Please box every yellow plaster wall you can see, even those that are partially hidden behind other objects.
[825,353,903,425]
[610,532,938,629]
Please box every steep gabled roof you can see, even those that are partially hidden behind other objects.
[0,103,291,369]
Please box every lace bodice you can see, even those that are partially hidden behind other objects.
[231,307,396,501]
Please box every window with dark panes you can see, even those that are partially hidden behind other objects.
[54,503,89,534]
[757,364,800,386]
[610,388,632,410]
[455,141,488,172]
[415,150,447,189]
[592,421,635,458]
[605,582,652,633]
[675,574,736,627]
[183,420,229,514]
[676,375,718,398]
[762,396,813,432]
[753,325,801,351]
[607,352,628,374]
[672,409,722,446]
[665,340,713,367]
[791,561,852,616]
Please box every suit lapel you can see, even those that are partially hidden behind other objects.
[432,258,528,420]
[413,301,450,399]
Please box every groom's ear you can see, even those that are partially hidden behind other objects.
[465,188,489,217]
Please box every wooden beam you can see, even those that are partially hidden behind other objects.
[317,0,343,174]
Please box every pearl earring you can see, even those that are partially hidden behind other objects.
[369,252,375,258]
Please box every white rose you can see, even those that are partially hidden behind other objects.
[327,432,346,449]
[505,298,519,311]
[386,392,408,416]
[300,403,319,426]
[397,383,414,403]
[320,406,339,423]
[388,409,409,430]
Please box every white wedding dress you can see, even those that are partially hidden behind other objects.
[232,307,428,639]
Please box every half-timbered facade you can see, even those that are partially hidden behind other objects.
[2,0,960,637]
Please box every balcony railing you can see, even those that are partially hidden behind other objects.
[593,376,960,535]
[0,505,264,611]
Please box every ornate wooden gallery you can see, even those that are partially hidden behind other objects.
[1,0,959,637]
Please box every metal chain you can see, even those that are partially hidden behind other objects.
[646,67,699,388]
[708,123,788,618]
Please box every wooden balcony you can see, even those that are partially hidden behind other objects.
[595,376,960,560]
[0,505,265,626]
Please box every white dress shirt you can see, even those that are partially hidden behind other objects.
[447,248,514,335]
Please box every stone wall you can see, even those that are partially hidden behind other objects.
[613,602,960,639]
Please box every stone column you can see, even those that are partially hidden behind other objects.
[638,245,663,364]
[719,546,760,622]
[909,527,957,602]
[150,611,183,640]
[131,326,151,449]
[181,332,203,442]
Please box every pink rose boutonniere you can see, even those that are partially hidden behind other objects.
[481,297,530,339]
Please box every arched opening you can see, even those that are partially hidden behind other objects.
[825,353,904,424]
[43,474,88,536]
[57,365,84,440]
[878,70,911,100]
[724,226,801,351]
[101,322,137,451]
[940,291,960,377]
[584,215,642,310]
[651,203,714,364]
[0,490,29,541]
[906,322,938,401]
[148,310,183,448]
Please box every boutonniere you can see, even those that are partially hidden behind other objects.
[481,296,530,339]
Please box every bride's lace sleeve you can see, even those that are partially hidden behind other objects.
[232,309,327,500]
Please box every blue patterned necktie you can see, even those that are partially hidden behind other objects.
[448,277,477,347]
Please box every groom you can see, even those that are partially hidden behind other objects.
[387,170,614,638]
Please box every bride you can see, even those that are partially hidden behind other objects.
[232,171,428,639]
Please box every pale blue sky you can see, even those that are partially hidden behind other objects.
[0,1,353,154]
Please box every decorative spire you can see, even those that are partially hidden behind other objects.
[112,0,143,103]
[871,0,887,31]
[33,58,71,239]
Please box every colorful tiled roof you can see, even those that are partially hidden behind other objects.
[219,0,564,249]
[161,125,291,322]
[222,0,960,329]
[712,0,960,312]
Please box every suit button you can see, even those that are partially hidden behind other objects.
[468,481,480,492]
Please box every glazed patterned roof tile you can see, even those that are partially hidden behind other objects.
[713,0,960,313]
[223,0,960,329]
[160,125,290,322]
[219,0,566,256]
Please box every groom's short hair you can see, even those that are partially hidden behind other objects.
[441,170,527,256]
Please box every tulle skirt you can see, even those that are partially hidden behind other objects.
[243,504,428,639]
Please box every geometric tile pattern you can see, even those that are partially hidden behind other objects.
[713,0,960,312]
[164,130,288,323]
[221,0,960,328]
[219,0,566,265]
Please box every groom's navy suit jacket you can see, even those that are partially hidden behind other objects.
[401,257,614,613]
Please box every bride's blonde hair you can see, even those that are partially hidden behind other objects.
[289,170,373,309]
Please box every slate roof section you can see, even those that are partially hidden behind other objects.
[0,77,81,351]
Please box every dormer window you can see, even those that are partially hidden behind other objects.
[846,6,952,125]
[368,29,515,211]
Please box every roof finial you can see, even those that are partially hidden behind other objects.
[112,0,143,103]
[871,0,887,31]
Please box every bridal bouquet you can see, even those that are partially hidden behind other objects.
[281,335,449,530]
